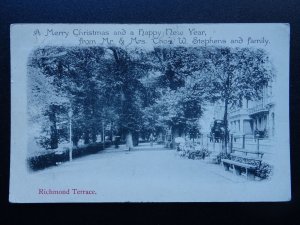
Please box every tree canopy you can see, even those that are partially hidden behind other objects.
[28,45,274,151]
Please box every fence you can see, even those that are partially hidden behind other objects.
[192,133,273,155]
[183,133,224,152]
[230,134,273,155]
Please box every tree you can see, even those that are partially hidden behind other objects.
[144,47,207,147]
[152,83,205,147]
[106,47,150,149]
[204,47,274,152]
[149,47,205,90]
[27,63,69,149]
[29,46,110,147]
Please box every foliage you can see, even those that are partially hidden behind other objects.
[220,153,273,180]
[216,152,231,164]
[186,148,211,160]
[29,46,150,148]
[27,142,111,171]
[204,47,274,105]
[28,45,275,155]
[177,141,211,160]
[255,162,273,179]
[202,47,275,149]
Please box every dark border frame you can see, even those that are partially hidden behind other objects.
[0,0,299,224]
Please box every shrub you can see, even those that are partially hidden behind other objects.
[178,149,188,157]
[226,155,273,179]
[216,152,231,164]
[27,142,111,171]
[217,153,273,180]
[230,155,261,167]
[37,136,52,149]
[187,148,211,160]
[178,143,211,160]
[27,151,58,170]
[255,162,273,179]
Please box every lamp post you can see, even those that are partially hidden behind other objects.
[68,109,73,161]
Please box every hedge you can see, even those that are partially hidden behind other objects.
[27,142,111,171]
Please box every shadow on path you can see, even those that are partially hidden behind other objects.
[104,142,173,153]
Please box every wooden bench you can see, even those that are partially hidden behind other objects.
[221,159,257,180]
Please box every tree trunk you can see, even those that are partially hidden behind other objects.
[132,132,139,146]
[83,130,90,144]
[48,105,58,149]
[91,127,97,143]
[126,131,133,150]
[223,98,229,153]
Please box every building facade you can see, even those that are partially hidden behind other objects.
[228,83,275,139]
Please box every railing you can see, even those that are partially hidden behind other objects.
[228,108,248,118]
[170,133,273,156]
[248,104,269,115]
[230,134,273,156]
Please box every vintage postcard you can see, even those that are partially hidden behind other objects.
[10,24,290,202]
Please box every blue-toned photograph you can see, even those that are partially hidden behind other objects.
[10,24,290,202]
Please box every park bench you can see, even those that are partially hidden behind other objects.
[221,159,258,180]
[221,153,263,180]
